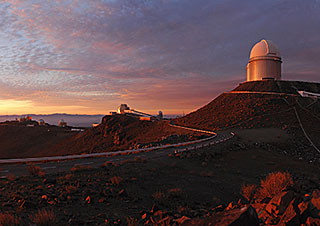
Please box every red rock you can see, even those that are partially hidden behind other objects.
[118,189,125,196]
[182,205,259,226]
[252,203,266,215]
[41,195,47,200]
[278,199,300,226]
[47,200,55,205]
[175,216,191,224]
[312,190,320,199]
[154,210,166,216]
[277,191,295,215]
[265,191,295,216]
[306,217,320,226]
[19,200,26,209]
[311,190,320,210]
[298,201,309,215]
[85,196,91,204]
[226,202,235,210]
[265,196,279,215]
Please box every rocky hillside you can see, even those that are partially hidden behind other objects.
[175,92,292,130]
[174,80,320,162]
[0,115,208,159]
[175,80,320,131]
[184,173,320,226]
[47,115,208,156]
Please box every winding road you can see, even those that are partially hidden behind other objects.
[0,125,234,178]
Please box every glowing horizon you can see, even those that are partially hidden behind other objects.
[0,1,320,115]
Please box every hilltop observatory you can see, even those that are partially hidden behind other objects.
[247,40,282,81]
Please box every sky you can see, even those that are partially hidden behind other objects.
[0,0,320,115]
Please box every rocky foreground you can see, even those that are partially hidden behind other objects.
[1,133,320,225]
[183,183,320,225]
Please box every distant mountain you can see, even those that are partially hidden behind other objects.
[0,114,104,127]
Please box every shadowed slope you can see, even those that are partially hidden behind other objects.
[0,122,77,159]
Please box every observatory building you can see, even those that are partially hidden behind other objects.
[111,104,163,121]
[247,39,282,81]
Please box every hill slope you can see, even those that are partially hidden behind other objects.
[0,115,208,159]
[0,122,77,159]
[174,80,320,129]
[174,80,320,150]
[47,115,208,156]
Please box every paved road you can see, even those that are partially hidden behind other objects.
[0,130,233,178]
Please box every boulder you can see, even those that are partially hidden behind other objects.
[252,203,266,216]
[278,199,300,226]
[264,191,295,216]
[306,217,320,226]
[182,205,259,226]
[298,201,310,223]
[277,191,295,215]
[311,190,320,210]
[175,216,191,224]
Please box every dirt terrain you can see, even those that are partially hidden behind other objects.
[47,115,209,157]
[174,80,320,131]
[1,80,320,225]
[174,80,320,154]
[0,116,208,159]
[1,130,319,225]
[0,121,78,159]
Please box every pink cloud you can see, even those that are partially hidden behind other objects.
[0,0,319,115]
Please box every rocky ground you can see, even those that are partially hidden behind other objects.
[174,81,320,140]
[46,115,210,157]
[0,115,208,159]
[0,121,78,159]
[1,130,320,225]
[1,81,320,225]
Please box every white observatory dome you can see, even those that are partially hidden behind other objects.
[249,40,281,59]
[247,39,282,81]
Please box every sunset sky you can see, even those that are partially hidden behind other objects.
[0,0,320,115]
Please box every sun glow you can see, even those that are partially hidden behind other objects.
[0,99,33,115]
[0,99,91,115]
